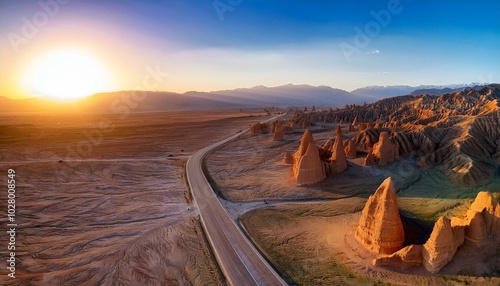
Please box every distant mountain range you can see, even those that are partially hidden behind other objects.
[0,83,492,113]
[350,83,482,98]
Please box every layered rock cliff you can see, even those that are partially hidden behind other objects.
[291,84,500,186]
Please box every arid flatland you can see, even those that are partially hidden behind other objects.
[0,110,270,285]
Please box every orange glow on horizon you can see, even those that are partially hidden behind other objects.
[21,48,117,100]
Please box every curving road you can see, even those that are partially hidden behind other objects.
[186,116,287,286]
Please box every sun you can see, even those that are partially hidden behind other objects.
[23,49,115,100]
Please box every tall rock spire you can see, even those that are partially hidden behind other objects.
[355,177,405,255]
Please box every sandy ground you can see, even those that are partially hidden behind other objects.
[206,128,387,202]
[207,123,500,285]
[0,109,270,285]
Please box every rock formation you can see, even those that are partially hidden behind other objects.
[363,134,373,152]
[283,151,294,164]
[273,120,285,141]
[345,139,357,159]
[330,133,347,174]
[371,191,499,274]
[452,191,499,246]
[422,216,460,274]
[363,152,374,166]
[359,122,366,131]
[293,130,326,185]
[294,129,315,163]
[348,124,354,132]
[335,125,342,137]
[322,139,333,151]
[355,177,405,255]
[290,84,500,186]
[372,132,397,166]
[249,122,262,134]
[295,143,326,185]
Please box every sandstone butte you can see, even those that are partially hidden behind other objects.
[335,125,342,138]
[294,129,315,164]
[345,139,357,159]
[355,177,405,255]
[293,130,326,185]
[249,122,262,134]
[273,120,285,141]
[373,191,500,274]
[372,132,397,166]
[421,216,462,273]
[330,131,347,174]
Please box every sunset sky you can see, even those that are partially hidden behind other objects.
[1,0,499,99]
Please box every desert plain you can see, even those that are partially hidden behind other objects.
[0,110,270,285]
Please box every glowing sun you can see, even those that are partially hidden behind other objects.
[24,49,115,100]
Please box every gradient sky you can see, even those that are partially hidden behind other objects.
[1,0,499,99]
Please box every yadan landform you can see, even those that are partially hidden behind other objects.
[213,85,500,285]
[1,1,499,285]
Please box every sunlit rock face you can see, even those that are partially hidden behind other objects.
[294,129,315,164]
[345,139,357,159]
[355,177,405,255]
[373,191,499,274]
[295,143,326,186]
[453,191,499,246]
[335,125,342,137]
[363,152,374,166]
[330,133,347,174]
[293,130,326,185]
[372,132,397,166]
[422,216,460,274]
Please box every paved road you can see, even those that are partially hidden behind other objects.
[186,116,287,286]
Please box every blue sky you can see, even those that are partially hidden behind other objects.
[1,0,499,98]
